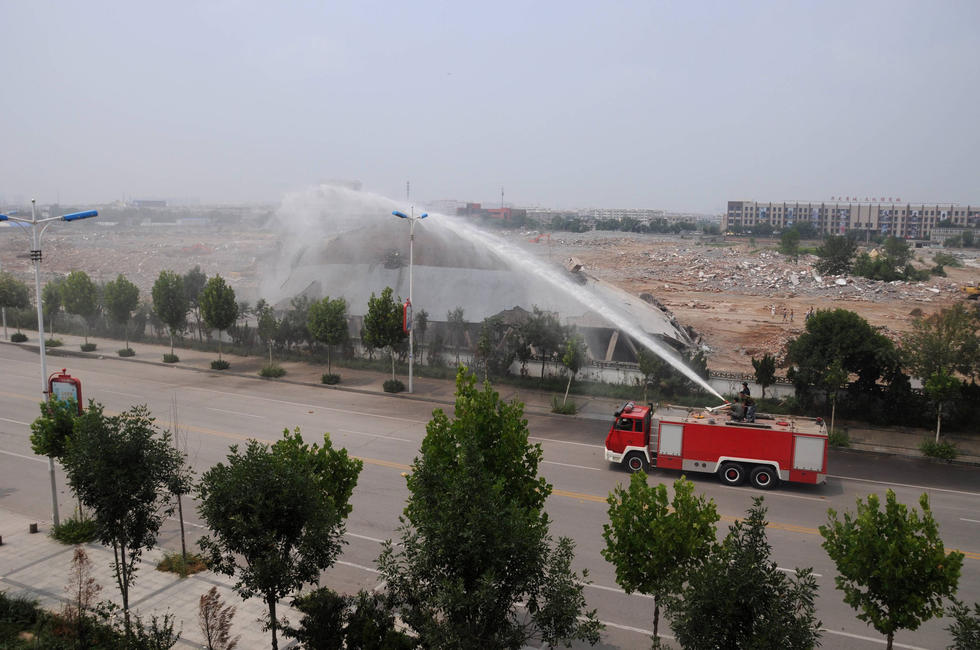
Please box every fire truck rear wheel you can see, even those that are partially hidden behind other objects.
[624,452,647,473]
[718,462,746,486]
[749,465,778,490]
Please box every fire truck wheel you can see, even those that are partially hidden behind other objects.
[749,465,778,490]
[718,462,746,486]
[624,452,647,473]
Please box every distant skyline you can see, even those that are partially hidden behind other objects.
[1,1,978,214]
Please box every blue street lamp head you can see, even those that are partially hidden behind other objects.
[0,214,9,221]
[419,213,428,219]
[61,210,98,222]
[392,210,408,219]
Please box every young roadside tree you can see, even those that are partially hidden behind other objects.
[308,296,349,374]
[61,270,99,345]
[42,277,64,337]
[30,397,79,520]
[255,299,279,366]
[814,234,857,275]
[415,308,429,365]
[198,586,241,650]
[823,358,848,435]
[667,497,822,649]
[199,275,238,364]
[637,348,665,402]
[820,490,964,650]
[751,353,776,398]
[947,600,980,650]
[103,274,140,352]
[526,306,565,382]
[378,369,602,648]
[63,402,186,633]
[561,332,587,405]
[362,287,406,381]
[923,369,962,442]
[197,429,363,650]
[0,271,30,339]
[183,265,208,341]
[152,270,188,357]
[602,475,719,644]
[446,305,466,365]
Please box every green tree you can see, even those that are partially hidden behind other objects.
[902,303,979,385]
[61,270,99,344]
[63,402,186,632]
[779,227,801,261]
[602,475,719,644]
[637,348,665,402]
[29,397,78,459]
[0,271,30,336]
[415,308,429,365]
[823,358,848,435]
[923,369,962,442]
[785,308,897,400]
[947,600,980,650]
[814,235,857,275]
[255,299,278,366]
[446,306,466,365]
[183,265,208,341]
[151,271,188,356]
[362,287,406,381]
[308,296,349,374]
[378,369,602,648]
[560,332,587,405]
[668,497,822,649]
[525,306,565,382]
[751,353,776,398]
[103,274,140,351]
[200,275,238,363]
[197,429,362,650]
[42,277,64,337]
[820,490,963,650]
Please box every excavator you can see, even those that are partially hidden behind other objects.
[962,283,980,300]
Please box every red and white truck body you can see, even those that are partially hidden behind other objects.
[604,401,828,489]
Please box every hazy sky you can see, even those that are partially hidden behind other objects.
[1,1,977,213]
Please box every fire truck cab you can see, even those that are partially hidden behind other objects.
[604,401,828,490]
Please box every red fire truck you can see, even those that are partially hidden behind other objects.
[604,401,828,489]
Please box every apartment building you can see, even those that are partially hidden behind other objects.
[724,200,979,239]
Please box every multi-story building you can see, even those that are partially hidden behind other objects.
[725,199,979,239]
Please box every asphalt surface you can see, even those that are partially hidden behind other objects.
[1,340,979,649]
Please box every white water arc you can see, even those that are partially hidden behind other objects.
[429,212,725,401]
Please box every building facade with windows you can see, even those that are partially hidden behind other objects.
[724,200,979,239]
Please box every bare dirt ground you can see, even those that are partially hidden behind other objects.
[542,231,980,374]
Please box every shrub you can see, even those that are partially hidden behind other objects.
[933,252,961,268]
[156,551,208,577]
[51,513,99,544]
[10,332,27,342]
[117,347,135,357]
[259,364,286,378]
[321,373,340,385]
[163,353,179,363]
[0,591,41,626]
[920,438,958,461]
[46,338,63,347]
[383,378,405,393]
[827,427,850,448]
[551,395,578,415]
[210,359,230,370]
[80,343,97,352]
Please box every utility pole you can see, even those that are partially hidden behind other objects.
[406,181,410,201]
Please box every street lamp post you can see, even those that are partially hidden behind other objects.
[0,199,98,526]
[392,208,427,394]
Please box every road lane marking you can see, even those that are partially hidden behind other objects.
[777,566,823,578]
[0,449,47,464]
[336,560,380,574]
[585,582,654,599]
[104,389,145,400]
[529,435,603,449]
[347,532,386,544]
[960,518,980,524]
[0,417,30,426]
[821,628,928,649]
[207,407,265,419]
[335,428,413,443]
[542,460,601,471]
[553,488,607,504]
[830,474,980,497]
[189,387,428,425]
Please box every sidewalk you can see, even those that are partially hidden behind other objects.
[0,508,297,648]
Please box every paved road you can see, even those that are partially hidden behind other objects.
[1,345,978,649]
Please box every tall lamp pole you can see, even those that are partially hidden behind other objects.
[392,209,427,394]
[0,199,98,526]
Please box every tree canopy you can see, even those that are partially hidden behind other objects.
[151,270,188,355]
[183,265,208,341]
[200,274,238,362]
[362,287,405,381]
[820,490,964,650]
[63,402,186,630]
[197,428,362,650]
[751,353,776,398]
[103,274,140,350]
[779,227,801,261]
[61,270,99,343]
[901,303,978,382]
[814,235,857,276]
[308,296,349,374]
[602,475,718,642]
[667,497,822,649]
[378,369,601,648]
[0,271,30,310]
